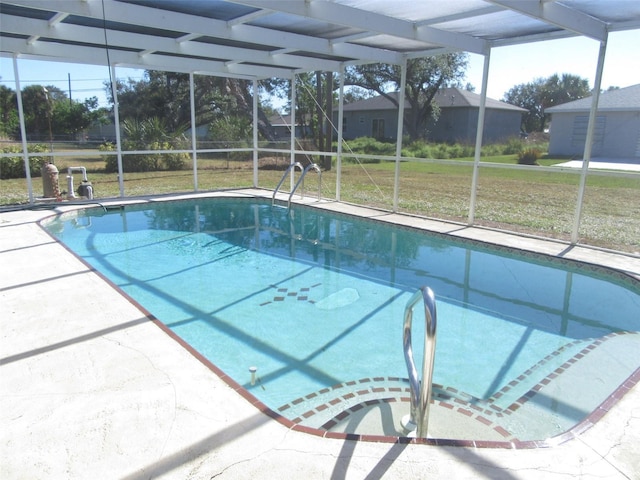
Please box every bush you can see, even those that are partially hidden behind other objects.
[104,141,189,173]
[102,118,188,173]
[433,143,451,159]
[480,143,503,157]
[517,148,542,165]
[503,137,525,155]
[0,144,48,179]
[406,140,433,159]
[346,137,395,156]
[341,136,546,163]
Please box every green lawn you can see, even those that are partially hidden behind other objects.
[2,149,638,254]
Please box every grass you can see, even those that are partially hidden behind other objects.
[1,147,639,254]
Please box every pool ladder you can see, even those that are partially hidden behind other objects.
[401,286,438,438]
[272,162,322,209]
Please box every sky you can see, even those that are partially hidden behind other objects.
[465,29,640,99]
[1,29,638,109]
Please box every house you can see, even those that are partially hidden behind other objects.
[546,84,640,159]
[336,87,527,143]
[268,113,313,140]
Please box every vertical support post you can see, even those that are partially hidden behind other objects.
[393,57,407,212]
[571,36,607,244]
[189,73,198,191]
[13,55,33,204]
[336,65,345,201]
[468,50,491,225]
[289,73,297,191]
[290,73,297,191]
[110,65,125,197]
[252,79,259,188]
[324,71,333,171]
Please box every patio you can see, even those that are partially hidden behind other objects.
[1,2,639,478]
[1,190,639,479]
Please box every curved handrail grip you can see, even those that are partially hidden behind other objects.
[307,163,322,200]
[272,162,304,206]
[403,286,437,438]
[287,163,322,208]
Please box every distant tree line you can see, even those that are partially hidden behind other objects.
[1,58,599,174]
[503,73,592,132]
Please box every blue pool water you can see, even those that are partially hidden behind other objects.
[44,198,640,436]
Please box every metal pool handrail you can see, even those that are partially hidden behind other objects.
[288,163,322,208]
[402,286,438,438]
[272,161,304,206]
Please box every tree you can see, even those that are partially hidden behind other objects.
[1,85,104,141]
[344,53,469,141]
[109,72,277,141]
[20,85,57,141]
[53,96,107,137]
[0,85,19,139]
[503,73,590,132]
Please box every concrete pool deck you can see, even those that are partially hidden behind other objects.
[1,189,639,479]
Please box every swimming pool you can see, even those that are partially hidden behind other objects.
[43,197,640,444]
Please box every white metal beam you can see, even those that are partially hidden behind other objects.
[189,72,199,192]
[336,65,344,201]
[393,57,407,212]
[228,0,490,55]
[226,8,273,27]
[110,64,125,197]
[0,13,344,74]
[5,0,401,66]
[571,38,608,243]
[252,79,259,188]
[12,55,34,203]
[48,12,69,26]
[468,51,492,225]
[415,6,503,26]
[0,36,292,80]
[487,0,608,41]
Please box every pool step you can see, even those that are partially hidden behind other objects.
[320,396,515,442]
[278,332,639,442]
[279,378,519,442]
[494,331,640,441]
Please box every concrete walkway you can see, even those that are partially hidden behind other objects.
[553,158,640,172]
[1,192,639,479]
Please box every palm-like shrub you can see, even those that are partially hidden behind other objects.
[104,117,188,173]
[517,147,542,165]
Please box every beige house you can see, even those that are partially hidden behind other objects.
[547,84,640,159]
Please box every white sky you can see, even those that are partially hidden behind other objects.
[1,29,638,108]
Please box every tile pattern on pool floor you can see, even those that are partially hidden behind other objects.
[276,331,639,443]
[259,283,323,306]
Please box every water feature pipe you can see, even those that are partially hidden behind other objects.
[66,167,93,200]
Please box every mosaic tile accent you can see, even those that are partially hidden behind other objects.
[259,283,322,306]
[279,378,519,442]
[275,331,637,444]
[483,331,635,416]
